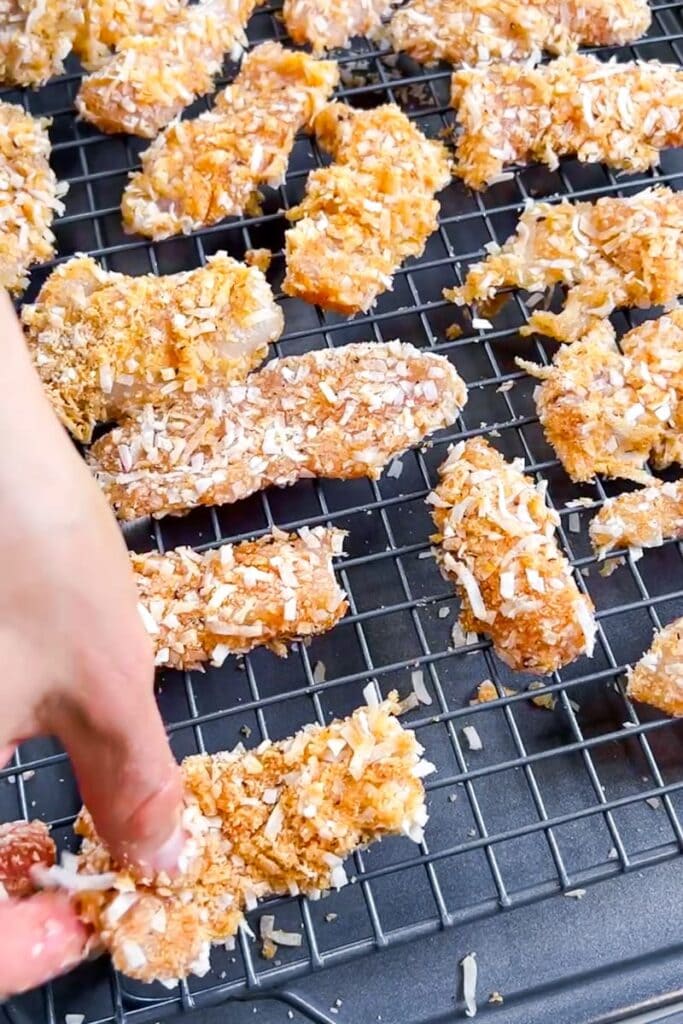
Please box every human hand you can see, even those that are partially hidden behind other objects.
[0,291,184,995]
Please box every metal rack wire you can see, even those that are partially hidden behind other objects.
[3,3,683,1021]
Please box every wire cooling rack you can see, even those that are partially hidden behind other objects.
[2,3,683,1022]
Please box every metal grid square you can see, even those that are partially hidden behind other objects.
[3,2,683,1021]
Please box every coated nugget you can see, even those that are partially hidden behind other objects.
[88,340,467,521]
[627,618,683,717]
[134,527,348,669]
[388,0,650,67]
[60,697,433,983]
[0,0,82,86]
[23,252,283,444]
[283,103,452,315]
[0,821,55,899]
[428,437,596,675]
[590,480,683,558]
[451,54,683,191]
[282,0,395,53]
[121,43,339,238]
[74,0,187,70]
[446,187,683,343]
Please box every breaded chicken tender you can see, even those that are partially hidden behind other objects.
[88,340,467,521]
[134,527,348,668]
[23,252,282,444]
[122,43,338,239]
[47,698,432,983]
[428,437,596,674]
[518,315,683,484]
[283,103,452,314]
[446,187,683,343]
[627,618,683,717]
[0,0,82,86]
[590,480,683,558]
[282,0,395,53]
[76,0,258,137]
[0,102,67,295]
[388,0,651,67]
[451,54,683,191]
[74,0,187,70]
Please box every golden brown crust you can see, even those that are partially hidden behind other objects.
[134,527,348,669]
[283,103,451,315]
[88,340,467,521]
[446,187,683,343]
[282,0,394,53]
[74,0,187,70]
[627,618,683,717]
[0,0,82,85]
[121,43,339,237]
[23,252,282,443]
[388,0,651,66]
[590,481,683,557]
[428,437,596,674]
[452,54,683,191]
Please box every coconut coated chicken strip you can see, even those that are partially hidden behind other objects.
[0,0,82,86]
[590,480,683,558]
[627,618,683,717]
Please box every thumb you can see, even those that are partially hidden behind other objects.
[0,893,88,997]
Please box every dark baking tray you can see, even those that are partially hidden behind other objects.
[2,2,683,1022]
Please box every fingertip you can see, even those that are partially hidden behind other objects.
[0,892,88,996]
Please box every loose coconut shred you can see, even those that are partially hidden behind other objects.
[518,313,683,484]
[0,0,82,86]
[76,0,259,137]
[74,0,188,70]
[88,340,467,521]
[122,42,339,239]
[388,0,650,67]
[428,438,596,675]
[590,480,683,558]
[627,617,683,717]
[446,187,683,343]
[23,252,283,443]
[0,101,67,294]
[451,54,683,191]
[283,103,452,315]
[67,697,433,983]
[134,527,348,669]
[282,0,396,53]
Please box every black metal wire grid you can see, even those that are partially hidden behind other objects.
[3,3,683,1022]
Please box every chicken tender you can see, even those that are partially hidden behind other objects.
[135,527,348,669]
[283,103,452,315]
[282,0,394,53]
[0,0,82,86]
[23,252,282,444]
[452,55,683,191]
[590,480,683,558]
[74,0,187,70]
[122,43,339,239]
[0,102,67,295]
[76,0,258,137]
[89,340,467,520]
[0,821,55,899]
[627,618,683,717]
[518,314,683,484]
[428,437,596,674]
[46,697,432,983]
[388,0,651,67]
[446,187,683,343]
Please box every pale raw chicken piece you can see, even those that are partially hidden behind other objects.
[627,618,683,717]
[74,0,188,70]
[88,340,467,520]
[282,0,395,53]
[0,0,82,85]
[590,481,683,558]
[23,252,283,443]
[121,42,339,238]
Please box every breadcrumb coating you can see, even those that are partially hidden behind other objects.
[134,527,348,669]
[388,0,651,67]
[446,187,683,343]
[283,103,452,315]
[88,340,467,521]
[23,252,282,444]
[627,618,683,717]
[0,0,82,86]
[121,43,339,238]
[67,697,432,983]
[428,437,596,675]
[0,821,55,899]
[0,102,67,295]
[590,481,683,558]
[282,0,394,54]
[74,0,187,70]
[451,54,683,191]
[518,314,683,484]
[76,0,258,137]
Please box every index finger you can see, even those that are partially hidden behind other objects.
[0,892,88,997]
